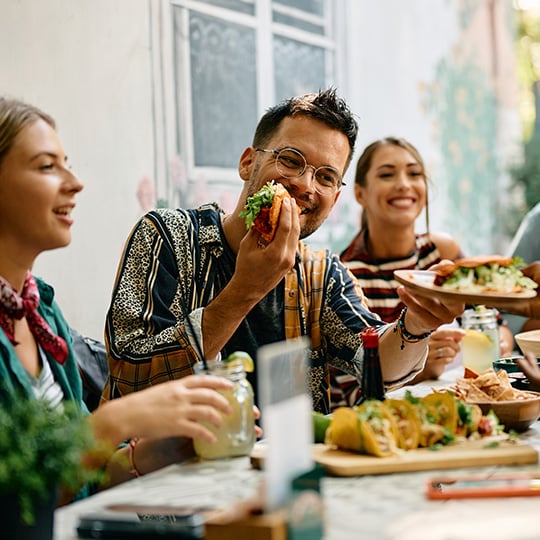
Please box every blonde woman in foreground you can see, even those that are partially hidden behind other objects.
[0,96,258,503]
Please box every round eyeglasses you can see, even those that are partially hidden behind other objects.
[255,147,345,193]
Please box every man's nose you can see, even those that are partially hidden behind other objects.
[290,165,316,193]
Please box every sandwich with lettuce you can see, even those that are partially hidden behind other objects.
[433,255,537,294]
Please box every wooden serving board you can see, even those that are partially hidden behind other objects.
[251,438,538,477]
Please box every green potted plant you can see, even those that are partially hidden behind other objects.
[0,392,104,540]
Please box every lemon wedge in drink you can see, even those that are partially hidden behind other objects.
[462,329,493,349]
[224,351,255,372]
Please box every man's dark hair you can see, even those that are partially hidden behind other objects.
[252,88,358,171]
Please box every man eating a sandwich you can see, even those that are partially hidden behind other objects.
[102,88,464,414]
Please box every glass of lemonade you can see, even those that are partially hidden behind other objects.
[193,359,255,460]
[460,307,500,374]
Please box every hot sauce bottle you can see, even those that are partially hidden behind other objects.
[358,327,385,403]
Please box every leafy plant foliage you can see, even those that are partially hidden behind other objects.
[0,394,102,525]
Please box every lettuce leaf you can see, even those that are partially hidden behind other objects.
[238,181,277,229]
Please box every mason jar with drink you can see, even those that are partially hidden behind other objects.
[460,306,500,374]
[192,354,255,460]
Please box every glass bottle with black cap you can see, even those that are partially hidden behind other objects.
[358,327,385,403]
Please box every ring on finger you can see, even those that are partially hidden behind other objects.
[437,347,444,359]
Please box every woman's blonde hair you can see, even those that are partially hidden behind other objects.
[354,136,430,232]
[0,97,55,169]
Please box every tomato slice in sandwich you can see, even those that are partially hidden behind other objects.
[239,180,293,243]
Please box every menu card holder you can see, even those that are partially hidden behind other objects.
[257,337,313,513]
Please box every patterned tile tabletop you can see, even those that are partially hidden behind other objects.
[55,368,540,540]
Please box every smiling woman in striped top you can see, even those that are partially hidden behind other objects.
[332,137,466,399]
[332,137,515,401]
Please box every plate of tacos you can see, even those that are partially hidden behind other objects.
[394,256,537,309]
[326,391,498,456]
[250,390,538,476]
[309,391,538,476]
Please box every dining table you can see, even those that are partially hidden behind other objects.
[54,367,540,540]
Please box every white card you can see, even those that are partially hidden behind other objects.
[257,337,313,512]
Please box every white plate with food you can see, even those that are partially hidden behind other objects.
[394,269,537,309]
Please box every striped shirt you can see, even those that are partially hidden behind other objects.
[101,204,423,414]
[340,230,442,322]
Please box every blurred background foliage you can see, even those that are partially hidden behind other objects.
[510,4,540,214]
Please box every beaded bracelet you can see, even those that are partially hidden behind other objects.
[394,308,432,350]
[129,437,142,477]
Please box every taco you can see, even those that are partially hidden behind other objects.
[456,399,483,437]
[404,392,447,447]
[355,400,399,457]
[384,398,422,450]
[326,407,363,452]
[421,391,458,432]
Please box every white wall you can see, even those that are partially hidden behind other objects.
[0,0,153,339]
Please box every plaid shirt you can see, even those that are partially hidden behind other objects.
[101,204,403,413]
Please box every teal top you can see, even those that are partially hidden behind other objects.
[0,276,87,413]
[0,276,91,500]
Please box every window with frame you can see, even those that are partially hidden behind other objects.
[168,0,337,209]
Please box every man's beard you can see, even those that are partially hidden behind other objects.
[299,216,322,239]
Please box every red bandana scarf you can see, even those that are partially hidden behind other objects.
[0,272,68,364]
